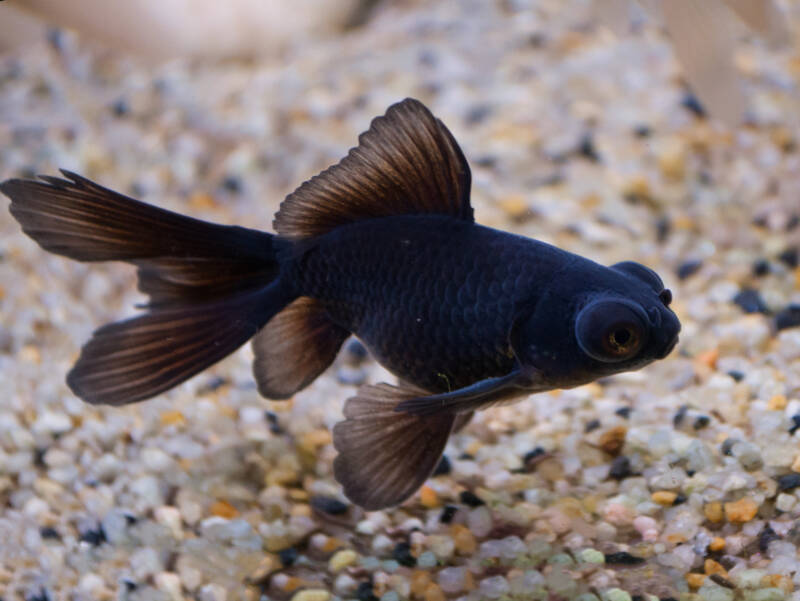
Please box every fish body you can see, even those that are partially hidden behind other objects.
[1,98,680,509]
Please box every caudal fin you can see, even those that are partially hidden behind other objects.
[333,383,455,510]
[1,170,291,404]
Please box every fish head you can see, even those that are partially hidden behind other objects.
[514,260,680,386]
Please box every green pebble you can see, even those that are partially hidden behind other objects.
[578,549,606,564]
[379,592,399,601]
[744,589,786,601]
[603,589,633,601]
[416,551,437,568]
[547,553,574,565]
[697,582,734,601]
[733,570,767,589]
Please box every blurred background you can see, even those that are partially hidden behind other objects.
[3,1,800,600]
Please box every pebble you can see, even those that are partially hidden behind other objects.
[479,575,510,599]
[602,589,632,601]
[290,591,331,601]
[329,549,359,572]
[724,498,759,523]
[154,572,183,601]
[732,289,769,314]
[198,584,227,601]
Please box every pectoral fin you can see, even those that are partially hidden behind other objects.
[395,366,542,417]
[333,382,455,510]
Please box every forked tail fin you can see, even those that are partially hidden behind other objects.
[1,170,291,405]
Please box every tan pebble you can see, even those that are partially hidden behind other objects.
[322,537,344,553]
[708,537,726,552]
[189,192,217,209]
[622,175,651,202]
[290,504,312,518]
[768,394,787,410]
[724,497,759,523]
[599,426,627,456]
[290,590,330,601]
[695,348,719,370]
[288,488,308,501]
[771,126,796,152]
[266,469,300,487]
[160,410,185,427]
[651,491,677,506]
[672,214,694,230]
[685,573,705,589]
[300,430,332,451]
[791,454,800,473]
[281,577,305,593]
[410,571,431,597]
[328,550,358,573]
[704,559,727,576]
[761,574,793,592]
[498,195,530,221]
[424,583,446,601]
[248,554,279,582]
[658,141,687,180]
[451,524,476,554]
[177,458,192,470]
[20,345,41,363]
[419,485,439,508]
[703,501,724,523]
[665,533,687,544]
[795,267,800,290]
[209,500,238,519]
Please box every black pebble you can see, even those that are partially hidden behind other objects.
[26,589,51,601]
[310,495,349,515]
[789,414,800,435]
[336,367,366,386]
[465,104,492,125]
[356,581,379,601]
[777,473,800,492]
[111,99,129,117]
[523,447,546,463]
[458,453,474,461]
[721,438,738,456]
[278,547,298,567]
[758,524,781,551]
[633,124,652,138]
[584,419,601,433]
[609,456,632,480]
[122,580,137,593]
[578,133,601,162]
[778,247,799,268]
[344,338,368,364]
[439,505,458,524]
[787,214,800,231]
[732,289,769,314]
[615,407,632,419]
[681,92,706,118]
[752,259,771,277]
[693,415,711,430]
[727,370,745,382]
[604,551,645,565]
[632,597,644,601]
[123,512,138,526]
[39,527,60,540]
[221,175,242,194]
[775,305,800,331]
[676,259,702,280]
[655,216,671,243]
[433,454,451,476]
[265,411,283,435]
[392,542,416,567]
[673,405,688,427]
[79,525,107,546]
[33,448,47,468]
[673,493,687,506]
[459,490,485,507]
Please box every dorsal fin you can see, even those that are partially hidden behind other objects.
[273,98,473,240]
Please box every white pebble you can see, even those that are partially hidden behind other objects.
[154,506,183,539]
[33,411,72,435]
[154,572,183,601]
[439,566,468,593]
[199,583,227,601]
[141,447,174,472]
[468,506,492,537]
[78,573,105,594]
[23,496,49,518]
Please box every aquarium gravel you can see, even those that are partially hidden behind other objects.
[2,1,800,600]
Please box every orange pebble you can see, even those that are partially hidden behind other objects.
[686,573,706,589]
[708,537,726,552]
[419,485,440,508]
[695,348,719,369]
[704,559,727,576]
[451,524,477,554]
[160,410,186,427]
[410,571,431,597]
[424,583,446,601]
[210,500,238,519]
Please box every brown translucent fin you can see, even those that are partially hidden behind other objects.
[273,98,473,240]
[1,170,277,306]
[661,0,747,126]
[333,383,455,510]
[252,297,349,399]
[68,284,286,405]
[724,0,789,47]
[453,411,474,433]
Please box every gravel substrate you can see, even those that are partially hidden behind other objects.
[2,1,800,600]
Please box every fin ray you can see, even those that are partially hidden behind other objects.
[273,98,472,240]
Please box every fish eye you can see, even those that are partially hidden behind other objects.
[576,300,648,363]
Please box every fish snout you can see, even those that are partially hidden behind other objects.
[655,309,681,358]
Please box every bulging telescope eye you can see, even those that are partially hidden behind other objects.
[576,300,648,363]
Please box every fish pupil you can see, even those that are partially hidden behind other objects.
[612,329,631,347]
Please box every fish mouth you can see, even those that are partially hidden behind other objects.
[659,334,679,358]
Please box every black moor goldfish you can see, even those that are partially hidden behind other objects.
[0,98,680,509]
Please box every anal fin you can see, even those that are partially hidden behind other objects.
[252,297,349,399]
[333,383,455,510]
